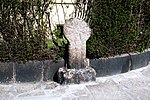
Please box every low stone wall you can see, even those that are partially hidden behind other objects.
[0,50,149,83]
[90,50,150,77]
[0,60,64,83]
[0,62,13,83]
[131,51,149,70]
[90,54,130,77]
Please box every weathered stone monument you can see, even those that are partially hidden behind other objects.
[58,18,96,84]
[64,18,91,69]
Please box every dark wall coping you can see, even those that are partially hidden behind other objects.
[0,59,64,83]
[90,49,150,77]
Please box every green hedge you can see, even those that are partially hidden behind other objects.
[0,0,67,62]
[87,0,150,58]
[0,0,149,62]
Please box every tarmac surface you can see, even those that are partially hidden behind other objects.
[0,64,150,100]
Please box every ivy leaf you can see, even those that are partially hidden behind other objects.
[57,39,62,47]
[47,40,53,49]
[63,36,68,44]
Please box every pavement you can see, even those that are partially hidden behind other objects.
[0,64,150,100]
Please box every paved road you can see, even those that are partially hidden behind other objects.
[0,64,150,100]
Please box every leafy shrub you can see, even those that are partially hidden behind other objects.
[0,0,67,62]
[86,0,150,58]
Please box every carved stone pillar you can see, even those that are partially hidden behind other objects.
[58,18,96,84]
[64,18,91,69]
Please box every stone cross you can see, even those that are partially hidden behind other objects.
[64,18,91,69]
[58,18,96,84]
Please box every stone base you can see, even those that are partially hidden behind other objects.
[58,67,96,84]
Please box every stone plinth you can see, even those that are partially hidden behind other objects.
[58,66,96,84]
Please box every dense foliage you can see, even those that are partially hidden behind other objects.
[0,0,149,62]
[86,0,150,58]
[0,0,67,62]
